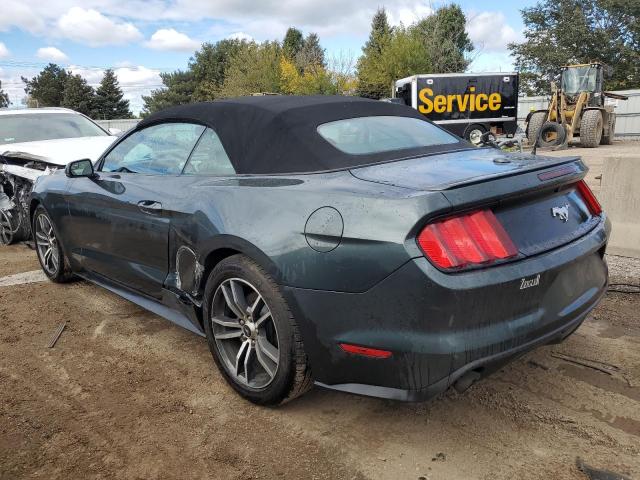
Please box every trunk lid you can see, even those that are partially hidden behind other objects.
[350,148,580,191]
[350,148,599,264]
[493,183,600,257]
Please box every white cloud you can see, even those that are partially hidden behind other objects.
[145,28,200,51]
[227,32,253,41]
[0,43,10,58]
[386,4,433,27]
[57,7,143,47]
[466,12,521,53]
[0,1,46,33]
[169,0,436,40]
[36,46,69,62]
[0,1,447,45]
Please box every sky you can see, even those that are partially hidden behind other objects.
[0,0,533,115]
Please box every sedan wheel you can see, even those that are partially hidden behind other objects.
[211,278,280,389]
[32,206,73,283]
[35,212,60,275]
[203,254,312,405]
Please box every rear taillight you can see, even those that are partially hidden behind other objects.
[417,210,518,270]
[576,180,602,216]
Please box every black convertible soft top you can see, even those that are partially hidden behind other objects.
[139,95,469,174]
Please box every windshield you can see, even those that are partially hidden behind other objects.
[561,66,597,95]
[317,116,459,155]
[0,113,107,144]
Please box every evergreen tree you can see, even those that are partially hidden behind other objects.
[356,5,473,100]
[283,27,304,60]
[189,39,246,100]
[61,74,96,116]
[413,4,473,73]
[356,8,393,98]
[141,70,196,117]
[0,80,9,108]
[21,64,69,107]
[296,33,326,72]
[94,69,132,119]
[365,8,392,56]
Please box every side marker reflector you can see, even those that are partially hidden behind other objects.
[339,343,392,359]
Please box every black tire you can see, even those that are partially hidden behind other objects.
[32,205,74,283]
[463,124,486,145]
[0,208,29,245]
[600,113,615,145]
[203,254,312,405]
[526,112,547,145]
[580,109,603,148]
[536,121,567,148]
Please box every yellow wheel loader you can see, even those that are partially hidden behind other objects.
[526,62,627,148]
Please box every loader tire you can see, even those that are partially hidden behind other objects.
[600,113,615,145]
[580,109,603,148]
[526,112,547,145]
[536,122,566,148]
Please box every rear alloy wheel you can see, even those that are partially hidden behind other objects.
[32,206,73,283]
[203,254,312,405]
[211,278,280,389]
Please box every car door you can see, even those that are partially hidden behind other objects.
[64,122,206,298]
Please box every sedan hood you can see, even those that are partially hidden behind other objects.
[350,148,580,191]
[0,136,116,166]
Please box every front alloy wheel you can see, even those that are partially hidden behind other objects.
[32,206,73,283]
[34,212,60,275]
[211,278,280,389]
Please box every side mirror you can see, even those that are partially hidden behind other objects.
[65,159,95,178]
[108,127,122,136]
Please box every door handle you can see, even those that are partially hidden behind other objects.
[137,200,163,215]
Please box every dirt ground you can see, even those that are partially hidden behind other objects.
[1,243,639,480]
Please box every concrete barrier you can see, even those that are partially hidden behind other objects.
[600,156,640,258]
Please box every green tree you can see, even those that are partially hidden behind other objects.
[22,63,69,107]
[356,5,473,100]
[190,39,247,100]
[296,33,326,72]
[141,70,196,117]
[413,4,473,72]
[217,41,283,98]
[509,0,640,95]
[356,8,393,98]
[283,27,304,60]
[94,69,132,119]
[0,80,9,108]
[61,74,96,116]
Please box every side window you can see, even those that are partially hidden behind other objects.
[183,128,235,176]
[102,123,205,174]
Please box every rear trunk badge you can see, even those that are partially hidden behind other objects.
[551,204,569,222]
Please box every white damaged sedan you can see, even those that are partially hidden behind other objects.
[0,108,118,244]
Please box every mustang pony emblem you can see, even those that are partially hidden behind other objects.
[551,204,569,222]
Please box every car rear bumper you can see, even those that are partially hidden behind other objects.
[283,216,610,401]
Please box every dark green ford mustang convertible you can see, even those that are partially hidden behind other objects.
[30,96,609,404]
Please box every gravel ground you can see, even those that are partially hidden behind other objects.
[0,244,639,480]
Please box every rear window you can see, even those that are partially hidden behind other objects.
[317,116,459,155]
